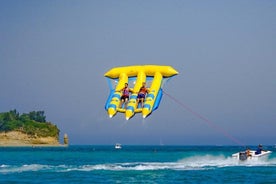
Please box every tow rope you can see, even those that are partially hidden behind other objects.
[163,90,244,146]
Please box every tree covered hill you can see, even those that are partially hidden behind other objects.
[0,110,60,138]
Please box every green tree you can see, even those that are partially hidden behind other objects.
[29,111,46,122]
[9,109,19,120]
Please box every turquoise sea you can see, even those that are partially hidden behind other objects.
[0,145,275,183]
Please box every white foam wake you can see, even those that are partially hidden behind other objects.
[177,154,276,167]
[1,156,275,173]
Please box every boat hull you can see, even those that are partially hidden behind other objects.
[232,150,272,161]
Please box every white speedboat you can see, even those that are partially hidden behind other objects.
[232,150,272,161]
[115,143,122,149]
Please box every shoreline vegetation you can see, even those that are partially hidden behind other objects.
[0,110,68,147]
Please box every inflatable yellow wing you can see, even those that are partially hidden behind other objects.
[104,65,178,120]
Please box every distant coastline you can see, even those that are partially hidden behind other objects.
[0,110,68,147]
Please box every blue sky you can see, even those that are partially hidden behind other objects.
[1,0,275,145]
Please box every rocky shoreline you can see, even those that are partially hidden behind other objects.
[0,131,67,147]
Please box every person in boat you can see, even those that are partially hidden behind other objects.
[255,144,263,155]
[117,83,133,109]
[136,82,150,108]
[246,147,252,157]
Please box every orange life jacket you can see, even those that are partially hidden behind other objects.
[139,87,147,95]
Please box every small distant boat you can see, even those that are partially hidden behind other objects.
[232,150,272,161]
[115,143,122,149]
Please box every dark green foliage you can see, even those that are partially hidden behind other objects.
[0,110,60,138]
[28,111,46,122]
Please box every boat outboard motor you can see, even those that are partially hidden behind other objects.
[239,152,248,161]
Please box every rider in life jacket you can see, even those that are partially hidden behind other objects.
[255,144,263,155]
[137,82,149,109]
[118,83,133,109]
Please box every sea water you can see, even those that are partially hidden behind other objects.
[0,145,275,183]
